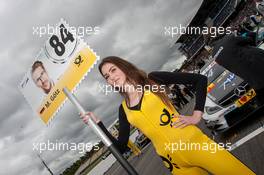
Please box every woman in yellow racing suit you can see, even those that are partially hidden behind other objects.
[81,56,255,175]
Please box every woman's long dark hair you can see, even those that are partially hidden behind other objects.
[98,56,173,110]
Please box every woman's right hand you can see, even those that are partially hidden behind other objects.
[79,111,100,125]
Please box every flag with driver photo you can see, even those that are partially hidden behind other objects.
[19,19,99,125]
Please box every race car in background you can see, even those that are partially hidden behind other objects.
[200,43,264,134]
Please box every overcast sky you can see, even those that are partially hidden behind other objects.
[0,0,202,174]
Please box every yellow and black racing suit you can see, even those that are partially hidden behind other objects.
[98,71,255,175]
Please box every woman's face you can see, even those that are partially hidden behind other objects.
[101,63,126,87]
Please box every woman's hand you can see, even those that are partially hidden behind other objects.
[79,111,100,125]
[172,110,203,128]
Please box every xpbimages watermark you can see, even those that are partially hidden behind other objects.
[32,24,100,38]
[98,83,167,95]
[164,24,232,38]
[33,140,100,154]
[164,140,232,154]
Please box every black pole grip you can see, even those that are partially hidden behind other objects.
[108,144,138,175]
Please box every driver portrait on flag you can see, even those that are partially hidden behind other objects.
[31,60,55,95]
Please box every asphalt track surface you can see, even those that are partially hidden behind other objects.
[105,143,171,175]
